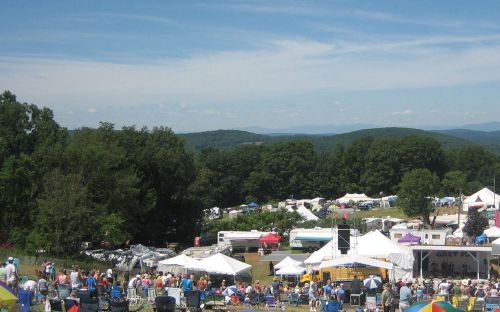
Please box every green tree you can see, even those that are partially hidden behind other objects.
[397,168,440,225]
[35,170,95,255]
[441,170,467,196]
[463,209,489,239]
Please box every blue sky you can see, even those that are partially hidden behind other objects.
[1,1,500,132]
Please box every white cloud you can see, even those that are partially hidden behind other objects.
[88,108,97,113]
[1,35,500,123]
[391,110,414,116]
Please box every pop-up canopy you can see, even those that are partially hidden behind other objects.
[274,256,304,270]
[259,233,282,244]
[318,255,394,270]
[398,233,421,244]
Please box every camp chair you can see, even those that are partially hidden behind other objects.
[289,293,300,307]
[64,298,79,312]
[147,288,157,303]
[126,288,142,305]
[110,300,129,312]
[485,297,500,312]
[279,293,289,305]
[265,294,278,308]
[79,298,99,312]
[49,298,64,312]
[248,292,261,307]
[471,299,485,312]
[164,287,184,310]
[457,298,469,312]
[56,284,71,299]
[324,300,340,312]
[154,296,175,312]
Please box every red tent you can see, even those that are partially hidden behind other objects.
[259,233,282,244]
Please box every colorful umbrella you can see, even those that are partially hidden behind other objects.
[363,275,382,290]
[222,285,238,296]
[0,281,18,306]
[406,301,459,312]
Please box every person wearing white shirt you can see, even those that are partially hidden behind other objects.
[4,257,18,291]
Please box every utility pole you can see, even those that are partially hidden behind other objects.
[458,188,462,228]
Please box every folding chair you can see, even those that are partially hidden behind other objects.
[266,294,278,308]
[471,299,485,312]
[457,298,469,312]
[110,300,129,312]
[289,293,300,307]
[154,296,175,312]
[126,288,143,305]
[485,297,500,312]
[147,288,157,303]
[79,298,99,312]
[249,292,261,308]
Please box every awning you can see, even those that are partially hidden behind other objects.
[295,233,333,241]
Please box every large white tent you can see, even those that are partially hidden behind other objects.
[464,187,500,211]
[274,256,304,270]
[296,205,319,221]
[157,254,200,274]
[305,230,413,270]
[185,253,251,276]
[337,193,373,204]
[492,238,500,256]
[275,263,306,276]
[317,255,394,270]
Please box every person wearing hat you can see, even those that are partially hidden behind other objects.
[475,283,487,301]
[272,276,281,300]
[336,283,345,308]
[4,257,18,293]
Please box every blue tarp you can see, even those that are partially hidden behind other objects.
[248,202,258,207]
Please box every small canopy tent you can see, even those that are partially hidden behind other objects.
[157,254,200,274]
[398,233,421,244]
[185,253,251,283]
[274,256,304,270]
[484,227,500,238]
[259,233,282,251]
[317,255,394,270]
[275,263,306,276]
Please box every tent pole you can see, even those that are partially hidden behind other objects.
[420,250,423,279]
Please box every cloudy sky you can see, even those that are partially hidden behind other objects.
[1,1,500,132]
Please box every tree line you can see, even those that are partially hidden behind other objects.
[1,91,499,255]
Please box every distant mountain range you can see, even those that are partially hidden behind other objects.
[234,121,500,135]
[178,125,500,154]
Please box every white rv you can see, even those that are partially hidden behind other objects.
[289,227,359,252]
[217,230,270,251]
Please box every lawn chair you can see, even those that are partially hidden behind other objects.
[248,292,261,308]
[126,288,142,305]
[165,287,184,311]
[485,297,500,312]
[154,295,175,312]
[457,298,469,312]
[79,298,99,312]
[289,293,300,307]
[471,299,485,312]
[266,294,278,308]
[147,288,157,303]
[324,300,340,312]
[110,300,129,312]
[279,293,289,305]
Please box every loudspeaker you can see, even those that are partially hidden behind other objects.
[322,271,330,282]
[337,223,350,254]
[186,291,201,307]
[350,294,361,307]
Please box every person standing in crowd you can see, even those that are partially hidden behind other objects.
[399,281,413,312]
[381,283,394,312]
[38,276,49,302]
[309,278,318,312]
[87,271,97,299]
[70,266,82,290]
[181,274,193,293]
[336,283,345,308]
[269,261,274,275]
[272,277,281,300]
[0,262,6,282]
[4,257,19,294]
[323,279,333,299]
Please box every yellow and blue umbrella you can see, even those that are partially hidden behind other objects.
[0,281,18,306]
[406,301,459,312]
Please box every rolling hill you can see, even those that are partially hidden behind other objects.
[179,127,500,154]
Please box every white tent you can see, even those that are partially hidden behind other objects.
[464,187,500,211]
[337,193,373,204]
[484,227,500,238]
[304,230,413,270]
[492,238,500,255]
[185,253,251,276]
[274,256,304,270]
[296,205,319,221]
[275,263,306,276]
[317,255,394,270]
[157,254,200,274]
